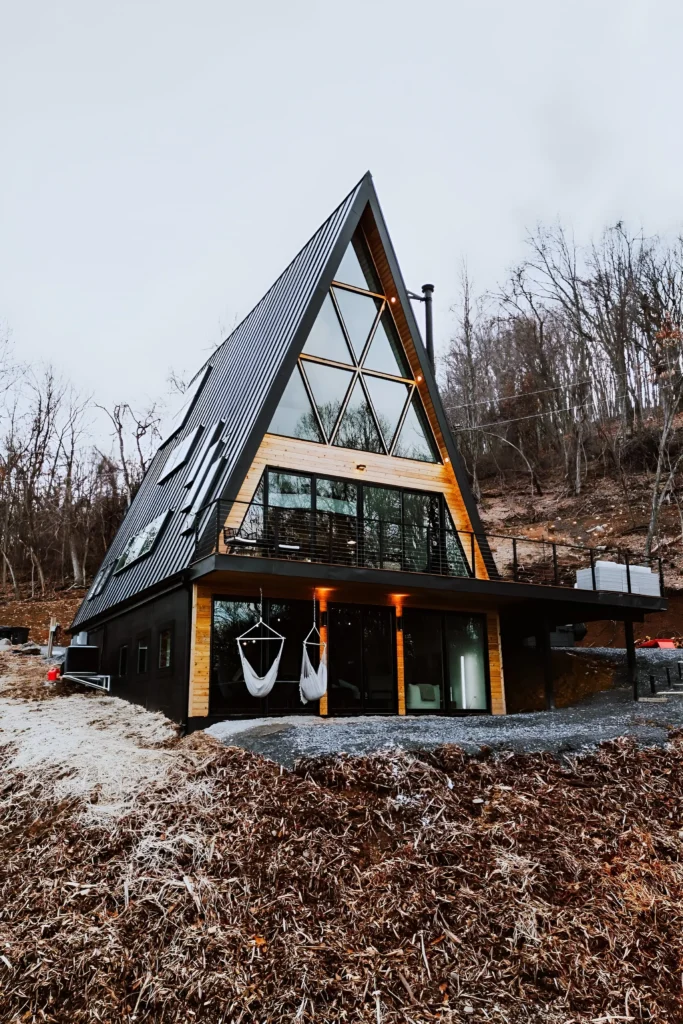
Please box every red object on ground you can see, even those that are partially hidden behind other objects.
[635,638,676,649]
[46,665,60,681]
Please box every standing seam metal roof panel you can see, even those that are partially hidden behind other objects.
[72,176,365,629]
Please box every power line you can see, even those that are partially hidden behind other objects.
[443,367,633,413]
[453,394,628,431]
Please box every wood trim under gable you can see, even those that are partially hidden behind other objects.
[223,434,489,578]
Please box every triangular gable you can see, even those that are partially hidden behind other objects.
[72,173,490,630]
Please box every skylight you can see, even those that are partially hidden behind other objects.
[161,365,212,444]
[114,511,170,573]
[157,426,203,484]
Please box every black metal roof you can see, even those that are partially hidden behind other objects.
[72,172,487,630]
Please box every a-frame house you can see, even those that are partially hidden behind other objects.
[71,173,666,725]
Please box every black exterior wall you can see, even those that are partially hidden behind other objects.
[88,587,190,723]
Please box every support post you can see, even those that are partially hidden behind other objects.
[318,593,328,716]
[624,618,637,702]
[539,622,554,711]
[395,600,405,715]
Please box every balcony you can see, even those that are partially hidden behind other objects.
[193,499,665,596]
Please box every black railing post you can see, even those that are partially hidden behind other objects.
[659,557,665,596]
[512,537,518,582]
[552,542,559,585]
[470,533,476,579]
[590,548,597,590]
[624,619,637,701]
[624,550,631,594]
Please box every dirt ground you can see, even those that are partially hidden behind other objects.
[0,590,84,644]
[4,654,683,1021]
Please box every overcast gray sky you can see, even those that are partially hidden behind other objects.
[3,0,683,421]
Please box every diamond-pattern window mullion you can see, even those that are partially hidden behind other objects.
[300,361,355,442]
[358,373,389,455]
[327,369,359,446]
[389,383,415,456]
[332,287,383,361]
[357,299,385,366]
[329,290,359,367]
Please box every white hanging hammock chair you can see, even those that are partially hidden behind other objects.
[236,598,285,699]
[299,595,327,703]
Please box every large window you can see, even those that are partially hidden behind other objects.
[211,598,319,715]
[268,228,440,463]
[403,610,488,712]
[230,469,470,577]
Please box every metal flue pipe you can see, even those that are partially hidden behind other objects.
[422,283,434,369]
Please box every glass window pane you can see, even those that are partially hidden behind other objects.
[332,379,383,453]
[403,491,441,572]
[302,294,354,364]
[268,471,312,509]
[404,611,444,710]
[363,311,411,378]
[363,375,410,450]
[268,367,322,443]
[316,477,358,516]
[301,362,353,440]
[445,614,487,710]
[332,288,381,360]
[444,506,471,577]
[158,629,172,669]
[211,600,263,714]
[393,394,439,462]
[362,486,401,569]
[333,237,382,294]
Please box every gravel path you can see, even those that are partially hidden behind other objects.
[206,684,683,766]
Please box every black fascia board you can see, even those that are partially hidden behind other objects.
[361,186,495,568]
[189,552,667,619]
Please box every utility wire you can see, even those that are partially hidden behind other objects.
[453,394,628,431]
[442,367,633,413]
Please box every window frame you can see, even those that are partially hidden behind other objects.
[157,624,174,674]
[403,609,491,715]
[114,510,171,574]
[118,644,129,677]
[136,634,150,675]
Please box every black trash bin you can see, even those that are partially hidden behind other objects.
[0,626,29,644]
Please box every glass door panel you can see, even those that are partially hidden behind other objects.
[445,614,488,711]
[328,604,396,714]
[403,610,444,711]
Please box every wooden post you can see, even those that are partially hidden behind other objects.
[318,593,328,716]
[395,600,405,715]
[624,618,637,702]
[188,584,212,718]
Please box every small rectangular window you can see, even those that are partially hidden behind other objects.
[158,629,172,670]
[137,640,149,674]
[118,645,128,676]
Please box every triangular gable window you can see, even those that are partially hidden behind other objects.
[266,222,441,464]
[333,235,382,294]
[333,378,383,453]
[268,366,322,443]
[363,311,411,378]
[393,393,438,463]
[363,375,410,451]
[332,287,381,360]
[301,361,353,440]
[302,294,353,364]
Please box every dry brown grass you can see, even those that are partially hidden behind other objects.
[2,723,683,1022]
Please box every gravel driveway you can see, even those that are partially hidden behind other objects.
[206,684,683,766]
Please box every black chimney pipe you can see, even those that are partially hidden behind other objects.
[422,283,434,369]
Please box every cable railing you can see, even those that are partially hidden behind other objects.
[192,499,665,596]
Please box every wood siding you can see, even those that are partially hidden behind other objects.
[188,584,212,718]
[486,611,506,715]
[223,433,489,578]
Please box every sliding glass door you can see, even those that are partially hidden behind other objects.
[403,609,489,713]
[328,604,397,714]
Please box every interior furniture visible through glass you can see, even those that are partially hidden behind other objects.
[403,609,488,712]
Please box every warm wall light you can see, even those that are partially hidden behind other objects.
[445,456,450,463]
[416,374,423,382]
[390,296,396,303]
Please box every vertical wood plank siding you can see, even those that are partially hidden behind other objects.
[318,593,328,716]
[188,585,212,717]
[395,600,405,715]
[486,611,506,715]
